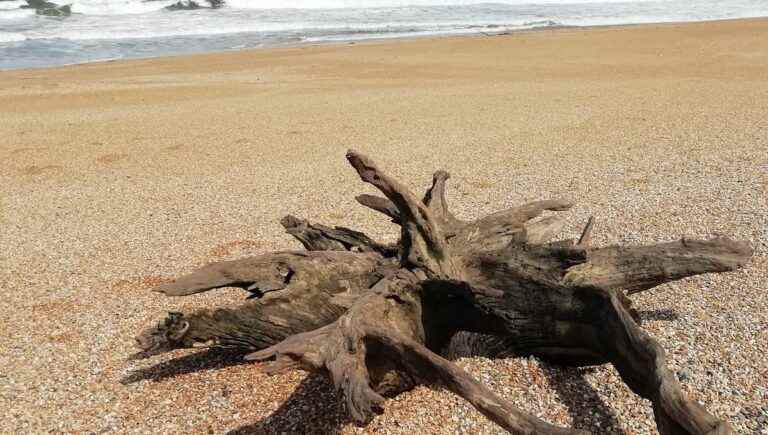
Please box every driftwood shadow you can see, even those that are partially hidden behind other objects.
[638,308,680,322]
[227,373,350,435]
[445,333,625,432]
[541,364,625,434]
[121,349,247,384]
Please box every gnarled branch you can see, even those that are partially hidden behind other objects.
[355,194,401,224]
[152,251,386,297]
[280,214,397,257]
[422,170,462,231]
[347,150,458,278]
[592,287,733,433]
[526,215,569,245]
[454,199,575,252]
[576,216,595,248]
[564,237,753,294]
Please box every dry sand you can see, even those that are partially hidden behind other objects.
[1,18,767,434]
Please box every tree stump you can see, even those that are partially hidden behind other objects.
[134,151,752,434]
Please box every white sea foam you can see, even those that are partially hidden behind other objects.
[0,7,34,19]
[0,0,25,9]
[226,0,663,9]
[2,0,768,69]
[10,0,768,42]
[69,0,178,15]
[1,0,666,16]
[0,31,27,42]
[18,14,558,41]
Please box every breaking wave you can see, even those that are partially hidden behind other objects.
[2,0,768,69]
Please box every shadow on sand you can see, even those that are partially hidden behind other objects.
[226,373,350,435]
[123,331,668,433]
[638,308,680,322]
[444,333,630,433]
[541,364,626,433]
[122,349,350,433]
[121,349,248,384]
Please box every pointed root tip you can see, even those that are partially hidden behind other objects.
[706,420,734,435]
[126,350,152,361]
[244,348,275,361]
[346,150,375,177]
[151,284,171,294]
[681,236,754,260]
[555,199,576,211]
[537,199,576,212]
[714,237,753,256]
[346,149,364,163]
[349,392,386,426]
[705,237,754,265]
[577,215,595,246]
[280,214,302,229]
[151,283,193,296]
[433,170,450,181]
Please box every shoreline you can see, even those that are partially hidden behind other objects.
[2,16,768,73]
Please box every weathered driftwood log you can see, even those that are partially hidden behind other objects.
[135,151,752,434]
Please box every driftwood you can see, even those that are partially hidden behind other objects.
[134,151,752,434]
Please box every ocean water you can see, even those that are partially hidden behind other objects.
[1,0,767,70]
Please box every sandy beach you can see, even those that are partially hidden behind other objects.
[1,18,767,434]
